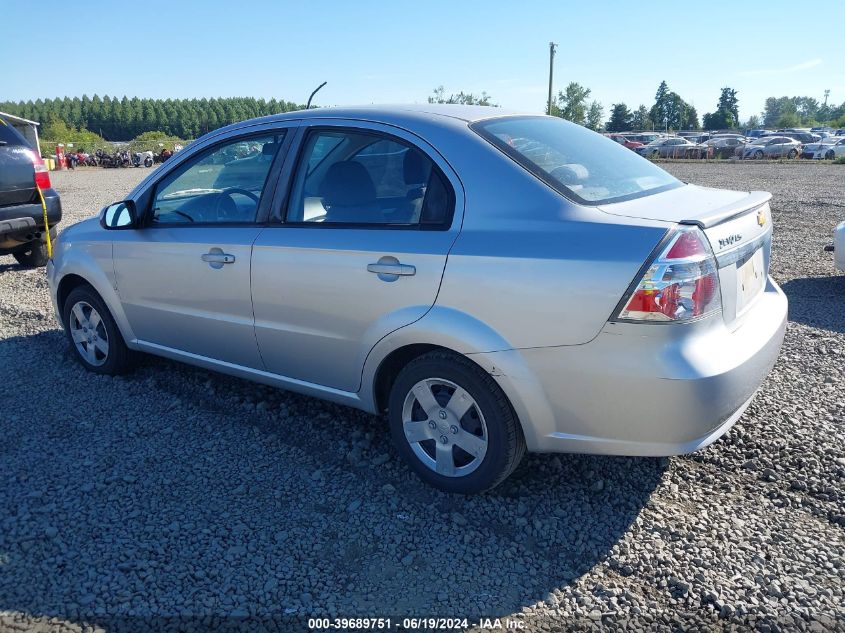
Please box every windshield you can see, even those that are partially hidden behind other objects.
[472,116,681,204]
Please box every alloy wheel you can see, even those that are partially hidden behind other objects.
[68,301,109,366]
[401,378,488,477]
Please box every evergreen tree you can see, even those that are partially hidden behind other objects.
[716,87,739,124]
[630,105,653,131]
[606,103,633,132]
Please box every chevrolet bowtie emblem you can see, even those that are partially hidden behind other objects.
[757,210,766,226]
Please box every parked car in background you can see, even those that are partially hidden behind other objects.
[608,134,644,150]
[45,105,787,493]
[700,136,745,158]
[636,137,705,158]
[801,136,845,160]
[739,136,802,159]
[745,129,769,139]
[0,114,62,267]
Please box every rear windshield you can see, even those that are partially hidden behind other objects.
[471,116,682,205]
[0,117,28,146]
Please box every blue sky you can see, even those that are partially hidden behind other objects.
[2,0,842,121]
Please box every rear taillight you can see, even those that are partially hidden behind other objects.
[614,226,722,323]
[25,149,51,190]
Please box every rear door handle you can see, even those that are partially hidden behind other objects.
[367,256,416,281]
[202,253,235,264]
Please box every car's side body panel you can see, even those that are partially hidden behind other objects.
[435,221,665,349]
[48,218,136,342]
[252,227,457,391]
[111,226,266,369]
[834,220,845,273]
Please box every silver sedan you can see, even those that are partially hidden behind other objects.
[740,136,802,159]
[47,106,787,493]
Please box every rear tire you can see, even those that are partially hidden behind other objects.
[12,241,49,268]
[788,149,798,159]
[62,285,131,375]
[387,351,525,494]
[826,150,835,160]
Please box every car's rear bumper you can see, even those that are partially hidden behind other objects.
[472,277,787,456]
[0,192,61,249]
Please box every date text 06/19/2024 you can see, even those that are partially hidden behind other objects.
[307,617,526,630]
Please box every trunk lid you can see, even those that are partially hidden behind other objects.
[599,183,773,328]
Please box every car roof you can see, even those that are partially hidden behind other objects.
[214,104,523,136]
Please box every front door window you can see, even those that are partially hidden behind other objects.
[152,133,284,224]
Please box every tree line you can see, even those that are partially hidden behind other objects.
[0,96,303,142]
[605,82,845,133]
[3,86,844,151]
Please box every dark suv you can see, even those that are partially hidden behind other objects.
[0,115,61,267]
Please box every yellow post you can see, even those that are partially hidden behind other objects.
[36,186,53,259]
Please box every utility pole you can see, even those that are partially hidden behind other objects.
[547,42,557,115]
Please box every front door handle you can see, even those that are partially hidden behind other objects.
[201,248,235,269]
[367,263,415,276]
[367,256,416,281]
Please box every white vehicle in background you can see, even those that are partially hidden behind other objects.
[801,136,845,160]
[828,221,845,272]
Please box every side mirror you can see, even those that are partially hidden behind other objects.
[100,200,138,230]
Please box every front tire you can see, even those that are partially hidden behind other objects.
[62,285,131,375]
[12,241,49,268]
[826,150,835,160]
[788,149,798,159]
[388,351,525,494]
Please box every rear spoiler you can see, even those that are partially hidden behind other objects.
[679,191,772,229]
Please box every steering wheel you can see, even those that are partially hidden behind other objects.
[213,187,261,221]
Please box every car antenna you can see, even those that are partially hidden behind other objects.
[306,82,327,109]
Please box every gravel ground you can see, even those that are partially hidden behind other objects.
[0,163,843,632]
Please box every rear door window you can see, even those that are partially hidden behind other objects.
[285,128,453,227]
